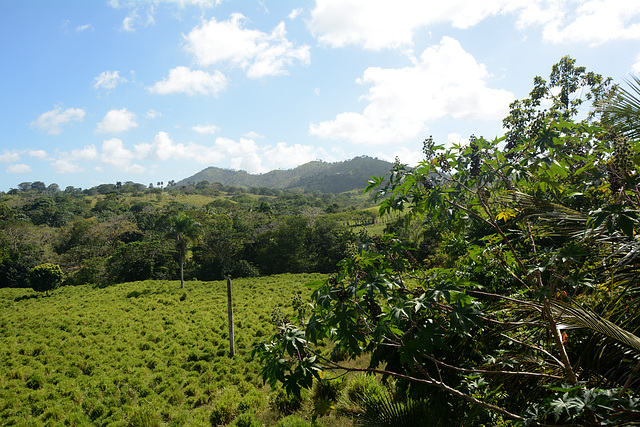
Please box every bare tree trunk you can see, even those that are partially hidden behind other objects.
[226,276,235,357]
[180,261,184,289]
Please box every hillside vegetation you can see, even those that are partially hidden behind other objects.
[0,174,387,290]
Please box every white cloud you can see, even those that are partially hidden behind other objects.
[71,145,99,160]
[30,105,85,135]
[535,0,640,45]
[309,36,514,145]
[184,13,310,78]
[213,137,266,172]
[262,142,326,169]
[6,164,31,174]
[288,8,303,20]
[243,131,264,139]
[146,109,162,119]
[125,131,326,174]
[309,0,640,50]
[193,124,220,134]
[28,150,48,160]
[101,138,145,172]
[122,11,137,31]
[48,145,98,174]
[376,146,423,167]
[52,159,84,173]
[76,24,93,32]
[96,108,138,133]
[135,131,224,164]
[149,66,228,96]
[309,0,521,50]
[0,150,21,163]
[94,71,126,90]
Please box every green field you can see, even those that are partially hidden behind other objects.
[0,274,365,426]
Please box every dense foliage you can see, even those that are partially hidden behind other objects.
[254,57,640,425]
[0,180,379,289]
[29,263,63,294]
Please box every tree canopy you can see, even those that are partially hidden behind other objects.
[253,58,640,425]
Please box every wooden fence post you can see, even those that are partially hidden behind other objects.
[226,276,235,357]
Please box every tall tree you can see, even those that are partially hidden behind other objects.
[167,213,201,289]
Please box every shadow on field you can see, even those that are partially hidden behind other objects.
[14,294,40,302]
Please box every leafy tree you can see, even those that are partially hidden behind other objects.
[107,240,174,283]
[29,263,63,295]
[167,213,202,288]
[254,61,640,425]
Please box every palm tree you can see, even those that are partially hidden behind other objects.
[167,213,202,289]
[599,74,640,140]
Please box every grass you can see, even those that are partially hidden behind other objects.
[0,274,335,426]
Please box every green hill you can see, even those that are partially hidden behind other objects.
[177,156,393,193]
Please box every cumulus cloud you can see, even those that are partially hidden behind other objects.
[76,24,93,32]
[309,37,513,145]
[533,0,640,45]
[49,145,98,174]
[135,131,226,164]
[101,138,145,172]
[375,146,423,167]
[52,159,84,173]
[130,131,324,174]
[6,164,31,174]
[309,0,521,50]
[71,145,99,160]
[309,0,640,50]
[28,150,48,160]
[149,66,228,96]
[94,71,126,90]
[184,13,310,78]
[262,142,326,170]
[96,108,138,133]
[0,150,21,163]
[192,124,220,134]
[30,105,85,135]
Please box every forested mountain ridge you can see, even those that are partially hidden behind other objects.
[177,156,394,193]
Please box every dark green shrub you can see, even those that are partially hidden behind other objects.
[29,263,63,294]
[269,385,304,415]
[232,413,264,427]
[25,371,44,389]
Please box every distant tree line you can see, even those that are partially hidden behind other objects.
[0,180,376,288]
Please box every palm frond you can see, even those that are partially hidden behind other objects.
[599,74,640,140]
[550,300,640,355]
[356,393,432,427]
[500,191,590,238]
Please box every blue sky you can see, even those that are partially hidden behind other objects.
[1,0,639,191]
